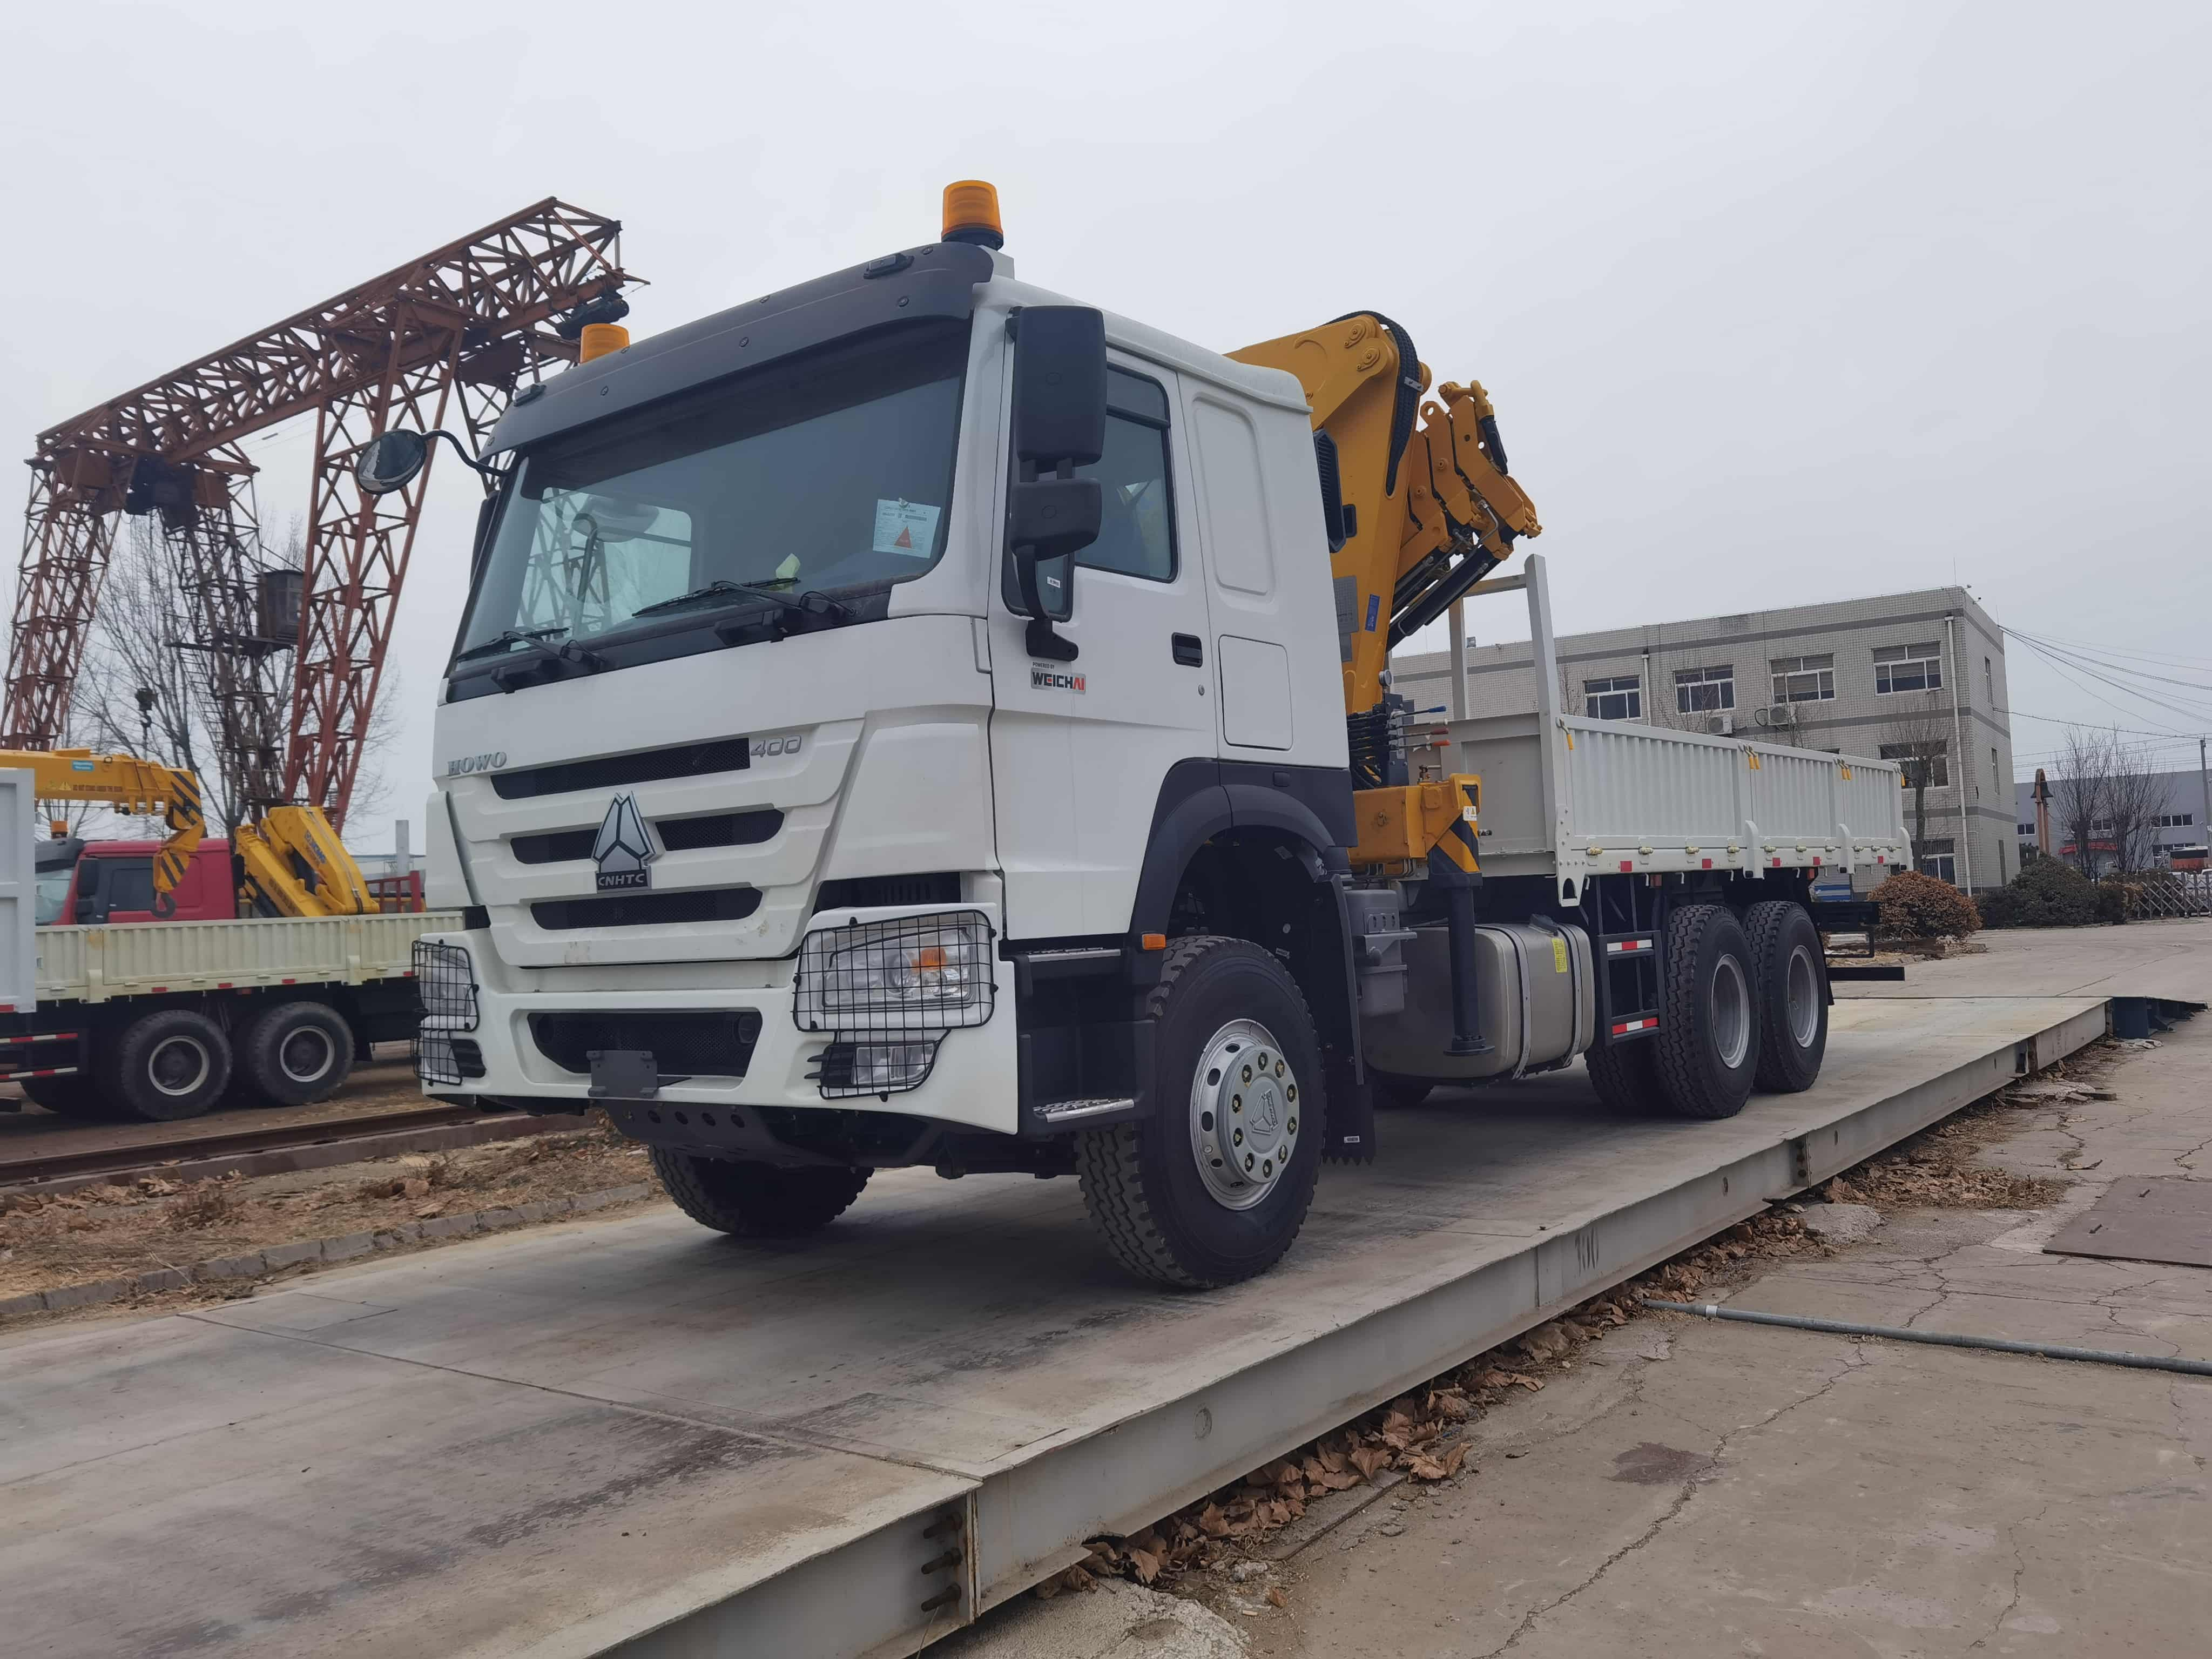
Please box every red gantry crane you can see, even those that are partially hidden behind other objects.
[5,200,639,829]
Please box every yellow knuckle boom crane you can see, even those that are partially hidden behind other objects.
[1230,313,1542,889]
[4,747,372,919]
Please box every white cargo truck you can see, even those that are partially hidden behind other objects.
[0,768,461,1123]
[390,186,1909,1285]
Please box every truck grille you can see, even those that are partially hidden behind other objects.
[528,1011,763,1077]
[510,809,783,865]
[530,887,761,930]
[491,737,753,800]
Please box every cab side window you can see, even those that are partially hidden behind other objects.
[1077,369,1177,583]
[1007,366,1178,609]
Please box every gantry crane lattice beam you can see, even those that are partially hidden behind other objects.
[5,199,638,828]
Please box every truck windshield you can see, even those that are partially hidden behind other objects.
[454,320,968,672]
[35,868,72,926]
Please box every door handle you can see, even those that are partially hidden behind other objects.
[1172,633,1204,667]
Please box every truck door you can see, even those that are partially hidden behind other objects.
[990,360,1214,938]
[1182,388,1301,756]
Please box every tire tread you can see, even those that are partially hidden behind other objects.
[1076,934,1321,1288]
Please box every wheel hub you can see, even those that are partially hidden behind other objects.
[1189,1019,1300,1210]
[150,1036,211,1097]
[280,1027,336,1084]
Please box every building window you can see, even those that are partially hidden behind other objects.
[1985,656,1994,700]
[2158,813,2196,828]
[1916,837,1957,885]
[1873,642,1944,694]
[1770,653,1835,703]
[2018,822,2037,837]
[1584,675,1642,720]
[1674,664,1735,713]
[1879,740,1949,788]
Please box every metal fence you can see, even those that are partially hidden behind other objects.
[2096,871,2212,920]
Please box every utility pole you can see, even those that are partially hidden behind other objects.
[1447,598,1468,720]
[2200,735,2210,862]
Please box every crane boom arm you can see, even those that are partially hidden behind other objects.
[1230,314,1542,880]
[1229,315,1540,719]
[0,748,206,908]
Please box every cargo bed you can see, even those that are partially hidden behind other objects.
[1439,563,1910,902]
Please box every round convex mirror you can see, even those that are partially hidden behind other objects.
[355,430,429,496]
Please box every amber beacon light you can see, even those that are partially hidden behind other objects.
[942,180,1004,249]
[578,322,630,363]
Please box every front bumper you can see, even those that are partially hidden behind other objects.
[416,903,1019,1136]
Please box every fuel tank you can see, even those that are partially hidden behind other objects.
[1361,919,1594,1083]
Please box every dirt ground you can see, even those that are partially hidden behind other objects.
[0,1112,665,1309]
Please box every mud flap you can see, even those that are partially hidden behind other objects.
[1321,1044,1374,1164]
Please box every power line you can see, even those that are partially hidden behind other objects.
[2006,634,2212,728]
[2006,628,2212,697]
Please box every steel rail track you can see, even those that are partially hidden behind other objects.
[0,1103,516,1189]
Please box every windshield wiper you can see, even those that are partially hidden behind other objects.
[454,625,568,664]
[633,580,849,624]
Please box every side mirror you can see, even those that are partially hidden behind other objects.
[356,430,429,497]
[1006,477,1098,625]
[1006,307,1107,660]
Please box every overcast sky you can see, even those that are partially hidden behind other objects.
[4,0,2206,851]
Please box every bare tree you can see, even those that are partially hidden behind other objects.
[63,510,401,845]
[1880,692,1954,871]
[65,516,208,834]
[2104,733,2166,873]
[2053,726,2115,876]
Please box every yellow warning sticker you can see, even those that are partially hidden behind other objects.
[1552,935,1568,973]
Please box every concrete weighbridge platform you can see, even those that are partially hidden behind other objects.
[0,989,2114,1658]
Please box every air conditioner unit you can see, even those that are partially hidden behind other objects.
[1704,714,1735,736]
[1755,704,1798,728]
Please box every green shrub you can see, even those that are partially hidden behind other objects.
[1977,858,2125,928]
[1873,869,1981,940]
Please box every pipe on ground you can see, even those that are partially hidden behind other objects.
[1640,1298,2212,1378]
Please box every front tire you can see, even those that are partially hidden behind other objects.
[1076,935,1324,1289]
[1651,905,1760,1120]
[1746,900,1828,1092]
[650,1150,870,1238]
[99,1009,233,1122]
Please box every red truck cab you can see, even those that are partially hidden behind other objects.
[32,837,238,925]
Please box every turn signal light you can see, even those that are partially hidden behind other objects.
[942,180,1004,249]
[578,322,630,364]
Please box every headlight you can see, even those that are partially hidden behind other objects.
[414,938,479,1026]
[794,911,995,1034]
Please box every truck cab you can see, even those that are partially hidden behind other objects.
[35,836,237,925]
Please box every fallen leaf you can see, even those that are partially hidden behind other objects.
[1348,1445,1390,1479]
[1128,1548,1160,1584]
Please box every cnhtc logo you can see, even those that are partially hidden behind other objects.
[592,794,657,892]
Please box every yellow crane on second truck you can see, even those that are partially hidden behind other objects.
[6,747,374,918]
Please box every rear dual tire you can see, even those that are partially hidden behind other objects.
[1583,899,1827,1119]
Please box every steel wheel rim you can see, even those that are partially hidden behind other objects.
[1785,943,1819,1048]
[149,1035,211,1097]
[1710,955,1750,1070]
[1189,1018,1299,1211]
[279,1024,338,1085]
